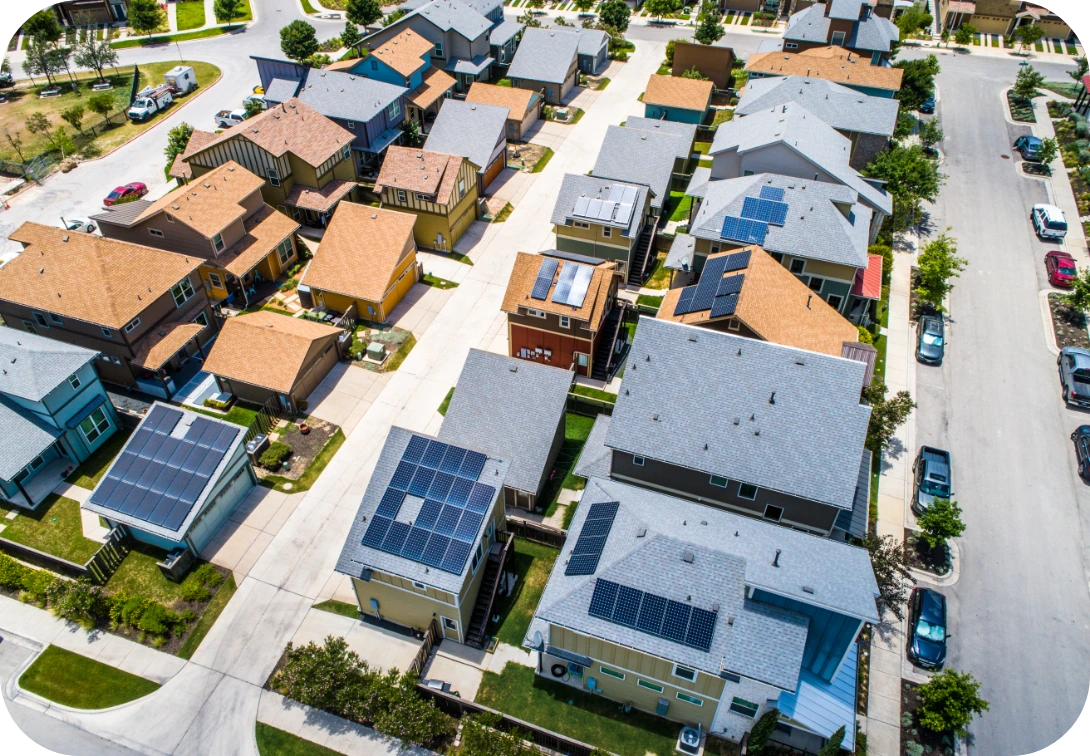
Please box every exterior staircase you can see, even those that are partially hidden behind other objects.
[591,305,626,381]
[627,226,656,286]
[464,534,513,649]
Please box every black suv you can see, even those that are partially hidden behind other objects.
[907,588,948,670]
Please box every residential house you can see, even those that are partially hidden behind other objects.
[489,18,524,68]
[783,1,900,63]
[168,130,216,184]
[501,251,625,379]
[438,349,571,511]
[592,124,684,232]
[705,103,891,240]
[298,203,421,322]
[642,74,714,125]
[936,0,1074,38]
[0,329,120,510]
[679,173,880,322]
[424,100,509,193]
[83,403,254,556]
[201,312,345,414]
[466,82,542,142]
[551,174,653,284]
[92,162,302,309]
[179,99,358,228]
[506,27,580,105]
[671,41,736,90]
[574,316,873,540]
[735,76,899,169]
[745,46,904,98]
[334,427,512,647]
[0,223,217,400]
[625,117,698,176]
[572,28,609,75]
[52,0,127,26]
[374,147,480,252]
[527,477,878,752]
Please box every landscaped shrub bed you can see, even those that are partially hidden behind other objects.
[904,528,950,575]
[1006,90,1035,122]
[1048,294,1090,350]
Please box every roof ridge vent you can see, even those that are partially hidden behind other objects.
[802,586,815,594]
[682,552,694,563]
[637,527,646,538]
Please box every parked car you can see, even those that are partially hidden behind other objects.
[63,217,96,233]
[0,71,13,89]
[1071,426,1090,479]
[1058,347,1090,408]
[907,588,947,670]
[916,314,945,365]
[1045,250,1077,288]
[243,94,266,111]
[127,85,173,122]
[1013,135,1043,161]
[912,446,952,515]
[919,96,936,114]
[215,109,248,128]
[103,182,147,207]
[1032,203,1068,241]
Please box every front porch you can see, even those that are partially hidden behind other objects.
[284,180,358,228]
[5,454,74,510]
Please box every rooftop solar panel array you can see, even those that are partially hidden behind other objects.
[588,578,719,652]
[673,251,750,318]
[571,183,639,228]
[361,435,495,575]
[89,405,241,532]
[760,185,786,202]
[553,262,595,308]
[531,257,559,300]
[741,196,789,226]
[720,216,768,246]
[565,500,619,575]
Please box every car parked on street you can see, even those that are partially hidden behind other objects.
[1071,426,1090,479]
[0,71,13,89]
[62,217,96,233]
[912,446,953,515]
[1058,347,1090,408]
[103,182,148,207]
[1046,250,1077,288]
[919,96,936,114]
[1013,135,1043,161]
[916,314,945,364]
[1032,204,1068,241]
[907,587,948,670]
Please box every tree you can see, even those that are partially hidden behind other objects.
[381,9,406,27]
[1069,56,1088,82]
[1062,268,1090,318]
[917,498,966,549]
[1036,136,1058,168]
[244,98,264,118]
[917,117,944,151]
[893,111,917,141]
[863,378,916,454]
[462,714,531,756]
[341,21,361,50]
[665,37,688,65]
[165,122,194,175]
[895,3,932,40]
[23,9,62,46]
[4,129,27,162]
[87,92,116,126]
[1013,64,1045,102]
[281,20,320,62]
[51,46,78,90]
[61,104,85,133]
[645,0,681,21]
[25,112,55,148]
[680,66,708,81]
[527,0,545,7]
[23,38,61,86]
[599,0,631,34]
[214,0,245,27]
[53,126,76,158]
[573,0,595,11]
[746,708,780,754]
[346,0,383,25]
[863,534,916,620]
[73,36,119,82]
[518,10,541,28]
[695,11,724,45]
[400,116,420,145]
[893,54,940,111]
[916,669,989,736]
[128,0,166,37]
[304,53,333,69]
[817,726,846,756]
[915,233,967,311]
[1014,22,1044,53]
[954,22,977,47]
[863,144,945,229]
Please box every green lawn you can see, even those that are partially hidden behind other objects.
[190,401,261,428]
[385,334,417,372]
[111,28,230,48]
[595,78,611,91]
[476,663,681,756]
[711,109,734,128]
[571,385,617,403]
[301,0,320,14]
[1043,80,1081,99]
[541,414,596,517]
[67,427,132,489]
[0,495,100,564]
[20,645,160,709]
[693,141,711,155]
[488,539,559,646]
[313,599,359,619]
[176,1,206,30]
[493,202,514,222]
[665,191,692,222]
[644,253,671,290]
[532,147,555,173]
[637,294,665,313]
[438,387,455,416]
[106,542,194,605]
[216,0,253,24]
[177,574,237,660]
[256,723,342,756]
[422,274,458,289]
[260,429,346,493]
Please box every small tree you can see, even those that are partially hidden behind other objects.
[893,111,917,141]
[53,126,76,159]
[128,0,167,37]
[917,498,966,550]
[87,92,116,126]
[400,116,420,145]
[918,117,944,151]
[244,98,264,118]
[25,112,56,148]
[4,129,27,162]
[645,0,681,21]
[23,9,62,46]
[916,669,989,736]
[281,20,320,62]
[1014,22,1044,53]
[599,0,631,33]
[346,0,383,25]
[864,534,916,620]
[954,22,977,47]
[695,11,724,45]
[573,0,595,11]
[817,726,846,756]
[1013,64,1045,102]
[1069,56,1089,83]
[1062,268,1090,319]
[381,9,406,27]
[61,104,86,133]
[23,38,61,86]
[915,233,967,312]
[895,3,932,40]
[681,66,708,81]
[518,10,541,28]
[665,37,688,65]
[341,21,361,50]
[526,0,545,7]
[73,36,119,82]
[303,53,333,69]
[462,713,531,756]
[215,0,245,27]
[1036,135,1058,168]
[863,144,945,230]
[746,708,780,754]
[863,378,916,453]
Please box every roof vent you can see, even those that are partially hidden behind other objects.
[732,418,739,425]
[795,358,805,366]
[688,335,697,342]
[727,615,734,626]
[508,364,518,372]
[228,166,235,171]
[61,236,68,243]
[737,348,742,356]
[371,214,378,219]
[802,586,815,594]
[806,294,812,310]
[682,552,694,563]
[637,527,647,538]
[769,392,776,405]
[703,443,708,450]
[652,413,659,422]
[772,549,781,567]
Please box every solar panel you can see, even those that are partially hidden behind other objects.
[572,196,591,217]
[188,416,215,446]
[440,540,473,573]
[407,467,436,497]
[422,534,450,567]
[710,294,738,319]
[587,581,718,652]
[459,450,487,480]
[741,196,763,221]
[363,516,392,547]
[403,435,429,463]
[721,250,751,273]
[720,216,768,245]
[447,477,473,507]
[588,579,620,618]
[427,471,455,501]
[689,276,718,312]
[768,201,788,226]
[466,483,495,514]
[382,520,411,553]
[416,499,443,529]
[434,505,462,536]
[375,488,405,518]
[454,511,484,542]
[389,461,417,491]
[556,264,594,308]
[579,518,614,538]
[566,554,600,575]
[573,535,606,555]
[760,185,785,201]
[613,586,642,626]
[163,500,192,531]
[211,425,237,453]
[438,446,467,475]
[661,601,692,643]
[741,197,789,226]
[686,607,718,650]
[552,262,578,304]
[421,440,447,469]
[531,257,559,300]
[673,286,697,316]
[403,527,431,560]
[636,593,668,635]
[564,500,618,576]
[716,274,744,297]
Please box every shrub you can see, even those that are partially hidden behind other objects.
[857,326,874,345]
[194,563,224,588]
[0,552,29,590]
[1079,149,1090,165]
[46,577,108,628]
[21,569,56,603]
[1077,121,1090,139]
[259,441,292,469]
[916,669,989,736]
[203,397,232,410]
[179,574,211,602]
[120,595,147,627]
[137,601,169,635]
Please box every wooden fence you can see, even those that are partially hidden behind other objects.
[243,396,284,445]
[506,516,566,548]
[409,618,441,676]
[0,524,130,585]
[565,393,614,418]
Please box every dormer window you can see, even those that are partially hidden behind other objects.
[124,317,141,334]
[212,233,225,253]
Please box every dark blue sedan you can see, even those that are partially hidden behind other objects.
[907,588,947,670]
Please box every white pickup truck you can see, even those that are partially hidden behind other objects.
[215,109,248,129]
[127,85,173,122]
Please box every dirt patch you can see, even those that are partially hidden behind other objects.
[905,527,951,576]
[255,417,338,482]
[485,195,508,217]
[507,142,546,171]
[1048,293,1090,350]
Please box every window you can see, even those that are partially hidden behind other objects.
[672,664,697,682]
[277,237,293,265]
[770,252,784,264]
[15,455,45,483]
[472,542,484,572]
[415,193,431,202]
[434,41,444,58]
[676,692,704,706]
[743,169,755,176]
[599,666,625,680]
[808,276,824,293]
[343,145,351,161]
[831,31,847,46]
[148,228,164,238]
[763,504,784,522]
[412,581,427,591]
[730,697,760,718]
[709,474,728,488]
[827,294,844,310]
[527,308,546,318]
[397,189,407,203]
[67,373,82,390]
[212,234,225,253]
[573,221,590,229]
[172,278,195,307]
[33,312,49,328]
[721,671,741,684]
[559,315,570,329]
[785,42,798,50]
[208,272,224,289]
[166,214,175,223]
[389,101,401,119]
[459,178,465,198]
[633,455,645,466]
[107,355,121,364]
[22,320,37,335]
[371,59,378,70]
[486,522,494,539]
[49,313,63,325]
[637,679,663,693]
[101,327,113,339]
[443,616,457,631]
[193,311,210,328]
[79,407,111,445]
[602,227,611,238]
[710,244,720,254]
[347,120,356,128]
[727,319,740,332]
[577,353,588,367]
[738,482,758,500]
[789,259,806,275]
[124,317,141,334]
[268,167,281,187]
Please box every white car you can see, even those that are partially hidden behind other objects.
[243,94,267,111]
[1031,203,1068,241]
[63,217,96,233]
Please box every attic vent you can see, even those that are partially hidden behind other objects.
[371,214,378,219]
[795,358,805,366]
[651,413,659,422]
[61,236,68,243]
[636,527,646,538]
[772,549,781,567]
[203,182,211,188]
[802,586,815,594]
[172,205,180,210]
[508,364,518,372]
[688,335,697,342]
[682,552,694,563]
[227,166,235,171]
[769,392,776,405]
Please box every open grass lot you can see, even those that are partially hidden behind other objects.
[176,0,206,30]
[0,60,220,162]
[541,413,596,516]
[0,495,100,564]
[488,539,559,646]
[644,252,671,289]
[19,645,160,709]
[476,662,681,756]
[66,427,132,489]
[711,109,734,129]
[177,573,237,659]
[256,723,342,756]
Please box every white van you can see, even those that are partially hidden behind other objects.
[1032,203,1068,241]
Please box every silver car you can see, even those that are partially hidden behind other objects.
[1059,347,1090,408]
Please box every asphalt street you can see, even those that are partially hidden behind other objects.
[900,47,1090,755]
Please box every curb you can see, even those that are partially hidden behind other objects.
[906,534,961,588]
[1040,288,1062,357]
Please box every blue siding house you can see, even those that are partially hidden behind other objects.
[643,74,714,125]
[0,328,120,509]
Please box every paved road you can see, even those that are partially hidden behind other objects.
[901,47,1090,755]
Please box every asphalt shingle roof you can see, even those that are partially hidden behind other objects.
[550,173,648,240]
[571,28,608,57]
[423,100,509,173]
[624,117,697,160]
[415,0,492,41]
[736,76,899,137]
[0,327,97,402]
[785,3,898,53]
[438,350,571,495]
[506,27,579,85]
[592,125,678,210]
[604,317,870,509]
[0,395,63,481]
[489,18,524,45]
[291,68,407,124]
[573,414,612,480]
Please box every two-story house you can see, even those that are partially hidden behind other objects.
[671,41,735,90]
[466,82,542,142]
[374,146,480,251]
[575,316,873,541]
[506,27,581,105]
[936,0,1074,39]
[0,329,120,510]
[335,426,512,647]
[625,117,698,178]
[178,99,358,228]
[0,223,218,400]
[784,1,899,64]
[642,74,714,125]
[52,0,128,26]
[501,251,625,380]
[745,46,904,99]
[423,100,509,193]
[488,18,524,69]
[92,162,301,309]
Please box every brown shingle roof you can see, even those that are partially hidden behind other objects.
[202,311,341,395]
[323,57,360,72]
[656,246,858,357]
[643,74,714,112]
[190,99,354,168]
[139,161,264,238]
[374,147,468,204]
[284,180,356,212]
[745,46,904,91]
[1,222,203,330]
[466,82,537,119]
[372,29,434,77]
[501,252,617,329]
[215,205,301,278]
[303,203,417,304]
[132,322,205,370]
[168,129,216,181]
[409,67,457,109]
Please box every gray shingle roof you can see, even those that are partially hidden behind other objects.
[689,173,872,269]
[529,477,879,689]
[334,426,511,594]
[0,327,98,402]
[264,77,302,104]
[0,395,62,480]
[573,414,612,480]
[664,231,696,271]
[489,19,524,46]
[445,55,494,75]
[592,125,678,211]
[415,0,493,40]
[785,3,898,53]
[551,173,648,240]
[624,117,697,160]
[571,28,608,57]
[828,0,864,20]
[605,317,870,509]
[684,166,711,199]
[506,27,580,85]
[438,350,571,495]
[736,76,899,137]
[834,449,871,538]
[290,67,406,123]
[424,100,508,173]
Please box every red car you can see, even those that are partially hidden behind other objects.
[1046,250,1077,288]
[103,182,148,207]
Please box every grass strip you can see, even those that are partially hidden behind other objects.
[570,385,617,403]
[256,722,343,756]
[488,539,559,646]
[177,574,237,660]
[438,387,455,416]
[493,202,514,222]
[532,147,555,173]
[20,646,160,708]
[313,600,359,619]
[422,274,458,289]
[260,429,346,493]
[111,27,230,48]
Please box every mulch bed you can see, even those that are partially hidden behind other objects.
[507,142,547,170]
[904,528,951,577]
[256,417,338,482]
[1048,294,1090,350]
[1020,162,1051,176]
[856,624,872,716]
[901,680,958,756]
[351,325,414,373]
[1006,90,1036,123]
